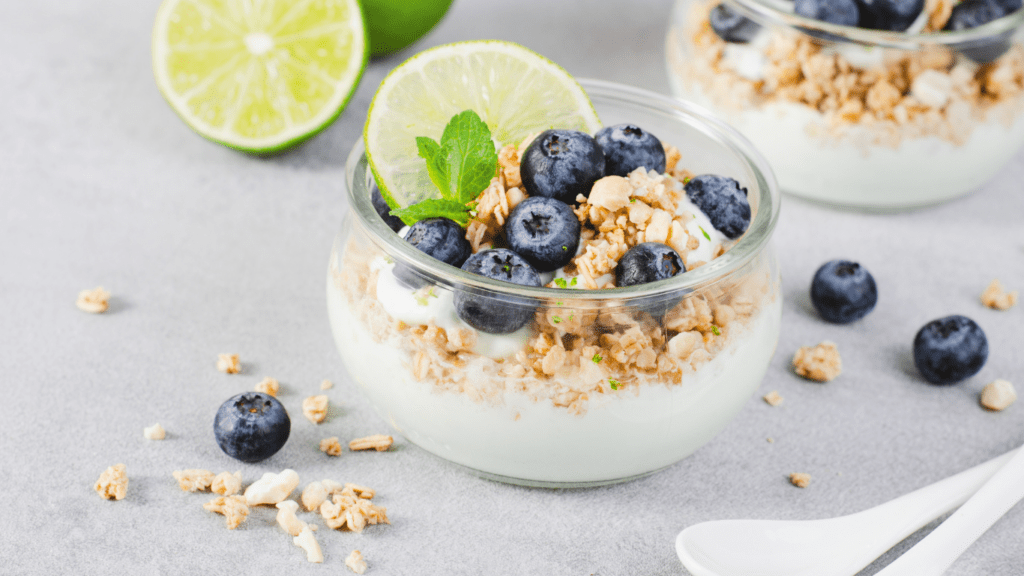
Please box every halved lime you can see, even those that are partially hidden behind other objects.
[364,40,602,208]
[152,0,367,153]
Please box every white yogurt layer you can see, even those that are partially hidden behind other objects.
[328,269,782,484]
[670,74,1024,208]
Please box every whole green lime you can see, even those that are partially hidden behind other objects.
[361,0,455,56]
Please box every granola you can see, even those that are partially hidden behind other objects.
[980,379,1017,411]
[203,495,249,529]
[173,469,215,492]
[76,286,110,313]
[302,395,329,424]
[793,342,842,382]
[763,390,783,406]
[275,500,308,537]
[789,472,812,488]
[671,1,1024,148]
[211,471,242,496]
[349,434,393,452]
[293,526,323,563]
[320,379,334,390]
[255,377,280,397]
[217,353,240,374]
[346,550,368,574]
[94,464,128,500]
[143,423,166,440]
[319,486,389,533]
[320,437,343,456]
[981,279,1018,310]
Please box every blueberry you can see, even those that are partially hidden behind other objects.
[594,124,667,177]
[795,0,860,26]
[214,392,291,463]
[616,243,685,287]
[454,249,542,334]
[709,3,763,43]
[913,315,989,385]
[506,197,581,273]
[520,130,605,204]
[684,175,751,240]
[370,183,405,232]
[945,0,1016,62]
[810,260,878,324]
[396,217,472,287]
[857,0,924,30]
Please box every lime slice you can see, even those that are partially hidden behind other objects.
[364,40,602,208]
[152,0,367,153]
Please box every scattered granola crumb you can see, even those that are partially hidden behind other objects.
[203,495,249,529]
[763,391,784,406]
[345,483,376,499]
[143,423,166,440]
[293,526,324,563]
[981,279,1018,310]
[211,471,242,496]
[76,286,110,313]
[320,437,343,456]
[981,379,1017,411]
[94,464,128,500]
[789,472,812,488]
[793,341,842,382]
[349,434,393,452]
[320,486,389,532]
[255,377,279,397]
[302,395,329,424]
[244,469,300,506]
[320,379,334,390]
[346,550,368,574]
[276,500,307,537]
[767,437,775,443]
[173,469,215,492]
[302,481,329,512]
[217,353,240,374]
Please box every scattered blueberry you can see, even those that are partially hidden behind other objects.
[857,0,924,30]
[795,0,860,26]
[520,130,605,204]
[810,260,878,323]
[506,197,581,273]
[214,392,291,463]
[371,183,405,232]
[396,217,472,287]
[454,249,542,334]
[945,0,1016,62]
[684,175,751,240]
[616,243,686,315]
[710,3,763,43]
[594,124,667,177]
[913,315,989,385]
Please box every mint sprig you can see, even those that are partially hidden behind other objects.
[390,110,498,226]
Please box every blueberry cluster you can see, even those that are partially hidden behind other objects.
[372,124,751,334]
[808,260,989,386]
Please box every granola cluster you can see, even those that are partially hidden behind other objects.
[981,279,1018,310]
[674,1,1024,147]
[793,341,843,382]
[463,134,534,253]
[94,464,128,500]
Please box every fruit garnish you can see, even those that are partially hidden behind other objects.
[684,175,751,240]
[454,249,542,334]
[506,197,581,272]
[361,0,454,56]
[151,0,367,152]
[810,260,878,324]
[214,392,291,463]
[390,110,497,226]
[913,315,989,385]
[364,40,601,209]
[520,130,605,205]
[595,124,667,177]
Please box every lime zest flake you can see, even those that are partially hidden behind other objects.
[699,225,711,241]
[592,353,602,363]
[609,378,620,390]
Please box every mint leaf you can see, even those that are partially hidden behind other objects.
[391,199,471,226]
[440,110,498,204]
[416,137,450,200]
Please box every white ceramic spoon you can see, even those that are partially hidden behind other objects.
[676,448,1018,576]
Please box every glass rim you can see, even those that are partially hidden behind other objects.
[344,78,780,303]
[727,0,1024,49]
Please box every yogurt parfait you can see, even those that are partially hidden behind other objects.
[328,43,781,486]
[667,0,1024,208]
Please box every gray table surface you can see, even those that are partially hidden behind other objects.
[3,0,1023,574]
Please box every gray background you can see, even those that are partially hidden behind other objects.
[2,0,1023,574]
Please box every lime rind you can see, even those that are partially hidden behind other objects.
[152,0,368,153]
[363,40,602,209]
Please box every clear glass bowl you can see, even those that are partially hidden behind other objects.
[666,0,1024,209]
[327,79,783,487]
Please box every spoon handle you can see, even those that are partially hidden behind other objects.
[873,441,1024,576]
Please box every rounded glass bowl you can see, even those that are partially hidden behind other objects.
[327,79,782,487]
[666,0,1024,209]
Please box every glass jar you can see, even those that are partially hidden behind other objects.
[667,0,1024,209]
[327,79,782,487]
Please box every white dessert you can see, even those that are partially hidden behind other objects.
[666,2,1024,208]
